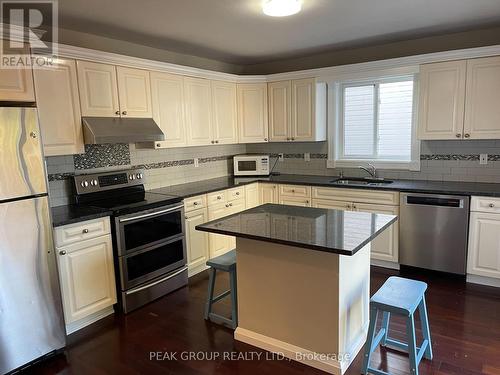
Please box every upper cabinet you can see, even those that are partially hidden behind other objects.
[418,56,500,140]
[76,61,151,118]
[184,77,213,146]
[34,58,84,156]
[150,72,187,148]
[464,56,500,139]
[211,80,238,144]
[116,66,152,117]
[237,83,269,143]
[268,78,326,142]
[0,44,35,102]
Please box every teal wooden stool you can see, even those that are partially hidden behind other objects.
[362,276,433,375]
[204,250,237,329]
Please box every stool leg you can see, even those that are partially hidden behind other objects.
[381,311,390,347]
[229,269,238,329]
[406,313,419,375]
[361,307,378,375]
[418,296,433,360]
[204,268,216,320]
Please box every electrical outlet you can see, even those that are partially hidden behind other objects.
[278,153,284,161]
[480,154,488,165]
[194,158,199,167]
[304,152,310,162]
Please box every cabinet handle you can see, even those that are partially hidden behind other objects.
[306,200,309,204]
[29,131,37,139]
[455,133,462,138]
[291,137,295,141]
[229,203,233,207]
[122,111,127,115]
[236,192,240,195]
[193,202,198,206]
[489,203,495,208]
[217,196,221,200]
[82,228,89,234]
[291,189,295,192]
[346,204,351,210]
[59,250,66,256]
[225,204,229,207]
[287,137,290,141]
[215,140,219,144]
[115,110,120,115]
[264,138,268,141]
[352,204,357,210]
[211,140,215,144]
[464,133,470,138]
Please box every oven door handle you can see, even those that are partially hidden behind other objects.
[125,266,188,295]
[119,204,184,223]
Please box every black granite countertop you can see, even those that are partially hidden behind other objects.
[196,203,398,256]
[51,205,112,227]
[155,174,500,198]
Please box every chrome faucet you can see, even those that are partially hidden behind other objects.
[359,163,377,178]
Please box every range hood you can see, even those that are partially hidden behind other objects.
[82,117,165,144]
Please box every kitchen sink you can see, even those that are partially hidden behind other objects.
[330,177,393,186]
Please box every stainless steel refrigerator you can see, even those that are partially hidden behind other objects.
[0,106,66,374]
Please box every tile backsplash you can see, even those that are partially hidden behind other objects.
[47,139,500,207]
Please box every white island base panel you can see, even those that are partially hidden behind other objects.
[234,238,371,375]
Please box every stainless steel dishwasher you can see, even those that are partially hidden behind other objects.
[399,192,470,274]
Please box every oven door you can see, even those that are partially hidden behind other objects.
[119,235,187,290]
[115,203,184,256]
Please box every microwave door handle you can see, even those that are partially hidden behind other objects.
[125,266,188,295]
[119,204,184,223]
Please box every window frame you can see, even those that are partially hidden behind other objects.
[328,73,421,171]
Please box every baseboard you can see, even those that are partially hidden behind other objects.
[338,321,369,372]
[234,327,343,375]
[371,259,400,270]
[466,274,500,288]
[65,306,115,335]
[188,264,209,278]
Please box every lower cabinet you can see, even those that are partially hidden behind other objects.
[185,207,209,277]
[259,183,279,203]
[55,220,117,333]
[467,211,500,279]
[245,183,260,208]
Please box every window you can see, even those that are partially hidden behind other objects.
[331,75,419,170]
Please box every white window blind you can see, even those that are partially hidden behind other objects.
[340,78,415,162]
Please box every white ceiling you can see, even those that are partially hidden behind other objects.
[58,0,500,64]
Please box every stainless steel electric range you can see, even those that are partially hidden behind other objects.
[74,169,187,313]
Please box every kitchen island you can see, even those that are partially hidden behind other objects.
[196,204,397,375]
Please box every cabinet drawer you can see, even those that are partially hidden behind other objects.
[312,187,399,206]
[207,190,226,206]
[227,186,245,201]
[279,184,311,198]
[471,196,500,213]
[184,194,207,213]
[54,217,111,248]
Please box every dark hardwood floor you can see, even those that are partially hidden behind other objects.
[27,266,500,375]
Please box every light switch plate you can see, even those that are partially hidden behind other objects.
[480,154,488,165]
[194,157,199,167]
[304,152,310,162]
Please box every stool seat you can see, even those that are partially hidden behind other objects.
[206,249,236,272]
[371,276,427,316]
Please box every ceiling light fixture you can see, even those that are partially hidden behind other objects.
[262,0,302,17]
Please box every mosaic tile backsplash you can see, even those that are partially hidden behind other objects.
[47,139,500,207]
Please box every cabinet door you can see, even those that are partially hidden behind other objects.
[418,60,466,140]
[237,83,268,143]
[150,72,186,148]
[208,204,232,258]
[77,61,120,117]
[467,212,500,279]
[464,56,500,139]
[211,80,238,144]
[184,77,213,146]
[268,80,291,142]
[245,183,260,208]
[0,43,34,101]
[34,58,84,156]
[291,78,316,141]
[57,235,117,324]
[355,203,399,263]
[259,183,278,204]
[185,208,209,277]
[116,67,152,118]
[279,196,311,207]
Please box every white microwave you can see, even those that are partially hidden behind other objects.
[233,155,270,176]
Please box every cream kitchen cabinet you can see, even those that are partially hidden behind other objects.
[464,56,500,139]
[259,183,279,204]
[77,61,151,118]
[268,78,326,142]
[54,217,116,334]
[279,184,311,206]
[418,60,466,140]
[211,80,238,144]
[150,72,187,148]
[34,57,84,156]
[184,77,213,146]
[185,207,209,277]
[237,83,269,143]
[0,44,34,101]
[245,183,260,208]
[116,66,152,117]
